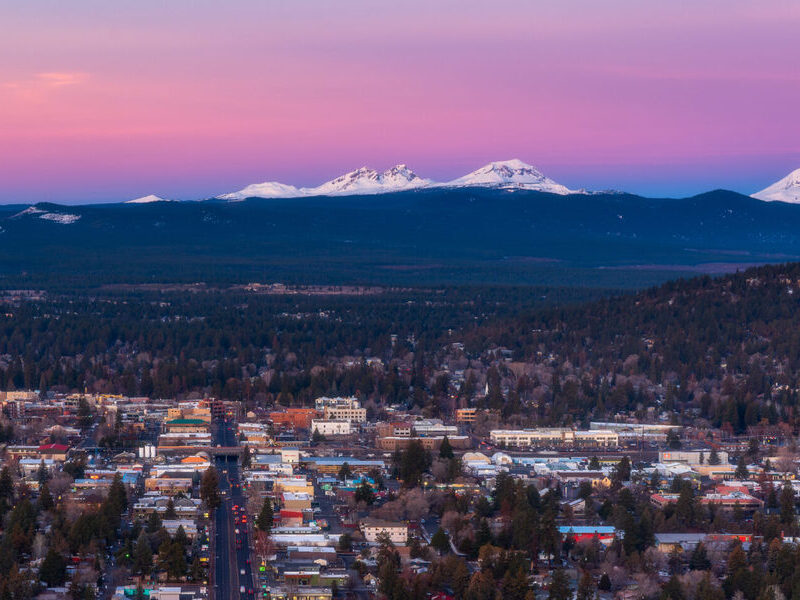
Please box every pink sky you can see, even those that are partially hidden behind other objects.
[1,0,799,203]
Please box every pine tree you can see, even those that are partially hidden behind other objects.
[576,570,594,600]
[256,497,273,532]
[200,467,220,510]
[164,498,177,519]
[133,530,153,576]
[147,511,162,533]
[38,480,54,511]
[548,569,570,600]
[39,547,67,586]
[708,448,721,465]
[689,542,711,570]
[355,482,375,505]
[431,528,450,555]
[439,436,454,459]
[735,456,749,480]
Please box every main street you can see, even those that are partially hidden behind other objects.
[212,420,256,600]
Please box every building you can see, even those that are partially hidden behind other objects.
[558,525,616,546]
[489,428,619,448]
[413,420,458,438]
[304,457,385,475]
[270,408,320,430]
[376,435,470,452]
[282,492,313,510]
[164,419,209,434]
[456,408,479,424]
[659,450,729,465]
[360,519,408,545]
[167,405,212,423]
[316,396,367,423]
[310,419,352,437]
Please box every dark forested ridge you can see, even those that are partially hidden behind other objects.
[2,187,800,288]
[3,263,800,434]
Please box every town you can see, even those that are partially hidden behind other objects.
[0,385,793,600]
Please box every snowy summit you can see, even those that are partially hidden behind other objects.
[752,168,800,204]
[125,194,174,204]
[308,164,431,196]
[443,159,574,194]
[217,159,577,201]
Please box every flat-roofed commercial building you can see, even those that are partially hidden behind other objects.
[489,428,618,448]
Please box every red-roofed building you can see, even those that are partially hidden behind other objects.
[38,444,69,461]
[279,509,304,526]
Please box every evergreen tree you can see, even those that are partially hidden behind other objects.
[256,497,273,532]
[689,542,711,570]
[598,573,611,591]
[133,530,153,576]
[708,448,721,465]
[576,570,594,600]
[439,436,454,459]
[547,569,570,600]
[38,481,54,511]
[661,575,685,600]
[200,468,220,510]
[431,528,450,555]
[164,498,177,519]
[735,456,749,480]
[355,481,375,505]
[147,511,162,534]
[39,547,67,586]
[338,462,352,481]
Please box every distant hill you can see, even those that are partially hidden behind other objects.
[2,187,800,288]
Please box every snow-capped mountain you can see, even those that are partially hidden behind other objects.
[752,169,800,204]
[218,182,302,201]
[443,159,575,194]
[125,194,174,204]
[304,164,431,196]
[216,159,575,201]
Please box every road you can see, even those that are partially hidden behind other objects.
[212,420,256,600]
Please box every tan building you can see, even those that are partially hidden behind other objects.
[376,435,470,452]
[489,428,618,448]
[164,419,210,434]
[324,406,367,423]
[456,408,478,423]
[282,492,313,510]
[360,519,408,545]
[145,476,194,494]
[167,406,212,423]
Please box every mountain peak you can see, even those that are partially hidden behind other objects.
[753,168,800,203]
[126,194,173,204]
[218,182,301,202]
[445,159,575,195]
[305,164,431,196]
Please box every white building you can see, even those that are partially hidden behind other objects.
[311,419,352,437]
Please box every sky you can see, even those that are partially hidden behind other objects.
[1,0,799,204]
